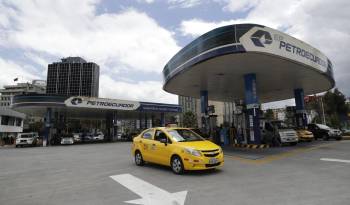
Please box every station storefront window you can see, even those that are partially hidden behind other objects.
[1,115,9,125]
[15,118,22,127]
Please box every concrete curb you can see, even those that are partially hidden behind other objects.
[342,136,350,140]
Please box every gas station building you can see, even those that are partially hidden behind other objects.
[12,94,181,142]
[163,24,335,145]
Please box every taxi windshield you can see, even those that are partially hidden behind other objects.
[167,129,204,142]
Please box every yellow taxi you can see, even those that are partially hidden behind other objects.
[296,129,314,142]
[131,127,224,174]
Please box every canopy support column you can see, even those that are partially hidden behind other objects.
[200,90,208,132]
[244,73,261,144]
[294,88,307,127]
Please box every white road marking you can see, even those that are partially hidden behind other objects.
[320,158,350,164]
[110,174,188,205]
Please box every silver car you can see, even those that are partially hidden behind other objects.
[60,136,74,145]
[15,133,38,147]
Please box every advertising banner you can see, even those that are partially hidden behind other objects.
[239,26,331,74]
[64,96,140,111]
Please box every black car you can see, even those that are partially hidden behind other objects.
[307,123,342,140]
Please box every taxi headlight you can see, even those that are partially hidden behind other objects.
[219,147,223,154]
[184,148,202,157]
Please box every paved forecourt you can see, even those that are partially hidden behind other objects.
[1,141,350,205]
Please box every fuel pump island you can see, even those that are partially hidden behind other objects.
[162,24,335,145]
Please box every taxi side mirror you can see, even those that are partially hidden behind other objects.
[160,138,167,145]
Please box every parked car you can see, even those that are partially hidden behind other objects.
[93,131,104,141]
[116,132,123,140]
[307,123,342,140]
[260,120,298,146]
[72,133,82,143]
[15,132,38,147]
[341,128,350,136]
[295,129,314,142]
[82,133,93,142]
[132,127,224,174]
[60,134,74,145]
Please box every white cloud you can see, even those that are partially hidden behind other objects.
[179,0,350,107]
[0,0,181,104]
[24,52,49,68]
[137,0,155,3]
[0,57,39,88]
[168,0,202,8]
[180,18,241,37]
[222,0,261,13]
[0,0,180,74]
[99,75,177,104]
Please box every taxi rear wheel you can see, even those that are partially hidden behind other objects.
[135,151,144,166]
[171,156,184,175]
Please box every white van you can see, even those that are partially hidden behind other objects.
[260,120,298,146]
[15,132,39,147]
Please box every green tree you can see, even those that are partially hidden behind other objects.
[182,111,197,128]
[323,88,349,128]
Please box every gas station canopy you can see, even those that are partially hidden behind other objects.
[11,94,182,119]
[163,24,335,103]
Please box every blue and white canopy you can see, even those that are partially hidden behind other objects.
[163,24,334,102]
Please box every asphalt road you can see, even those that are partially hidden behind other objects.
[0,140,349,205]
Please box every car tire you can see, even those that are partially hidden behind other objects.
[171,155,184,175]
[15,145,18,148]
[134,151,144,166]
[290,142,297,146]
[336,137,342,141]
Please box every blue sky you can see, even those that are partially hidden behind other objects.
[0,0,349,108]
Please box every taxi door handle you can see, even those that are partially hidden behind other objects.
[152,144,156,146]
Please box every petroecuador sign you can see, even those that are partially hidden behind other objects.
[239,26,330,73]
[65,96,140,111]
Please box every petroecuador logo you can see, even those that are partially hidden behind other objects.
[71,97,83,105]
[250,30,272,47]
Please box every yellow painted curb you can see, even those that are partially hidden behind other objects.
[226,142,338,165]
[233,144,270,149]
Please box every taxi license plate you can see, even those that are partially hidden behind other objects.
[209,158,218,164]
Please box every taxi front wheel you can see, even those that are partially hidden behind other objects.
[171,156,184,175]
[135,151,144,166]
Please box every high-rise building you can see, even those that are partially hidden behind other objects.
[46,57,99,97]
[178,95,235,127]
[0,80,46,107]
